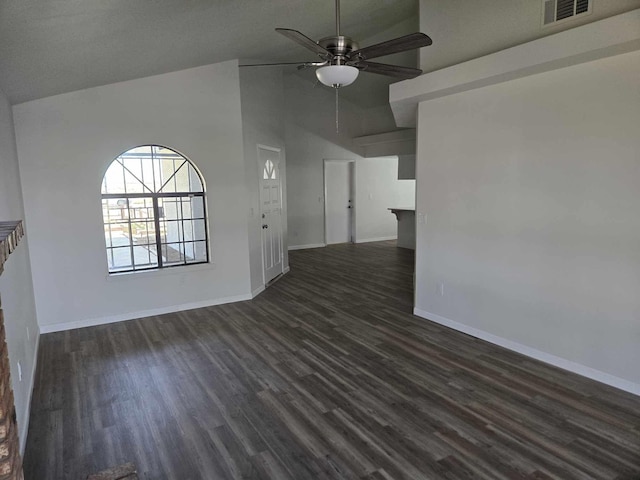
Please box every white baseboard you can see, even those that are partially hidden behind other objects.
[251,285,265,298]
[20,330,40,455]
[253,266,290,297]
[354,235,397,244]
[39,293,253,334]
[288,243,326,251]
[413,308,640,397]
[39,267,293,334]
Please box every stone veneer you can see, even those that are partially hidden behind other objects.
[0,221,24,480]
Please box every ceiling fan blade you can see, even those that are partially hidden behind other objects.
[353,61,423,79]
[239,61,328,68]
[239,61,315,67]
[275,28,333,58]
[348,33,432,61]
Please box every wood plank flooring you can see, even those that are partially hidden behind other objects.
[24,241,640,479]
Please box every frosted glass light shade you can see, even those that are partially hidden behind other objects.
[315,65,359,88]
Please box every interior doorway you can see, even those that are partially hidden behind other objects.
[258,145,284,284]
[324,159,354,245]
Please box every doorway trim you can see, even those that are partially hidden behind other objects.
[323,159,356,246]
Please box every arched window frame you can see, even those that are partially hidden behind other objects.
[101,145,209,274]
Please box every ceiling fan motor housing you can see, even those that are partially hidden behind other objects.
[318,36,359,64]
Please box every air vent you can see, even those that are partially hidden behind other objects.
[542,0,592,26]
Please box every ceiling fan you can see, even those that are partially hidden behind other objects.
[241,0,433,89]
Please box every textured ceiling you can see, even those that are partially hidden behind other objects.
[0,0,418,105]
[3,1,638,106]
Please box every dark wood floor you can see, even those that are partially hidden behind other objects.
[24,241,640,480]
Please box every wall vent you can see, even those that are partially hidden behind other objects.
[543,0,592,26]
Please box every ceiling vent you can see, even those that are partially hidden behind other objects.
[542,0,592,26]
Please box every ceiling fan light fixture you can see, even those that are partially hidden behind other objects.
[315,65,359,88]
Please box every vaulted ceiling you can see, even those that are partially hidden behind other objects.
[1,0,639,106]
[0,0,418,105]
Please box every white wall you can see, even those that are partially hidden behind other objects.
[239,66,289,293]
[0,88,39,452]
[354,156,415,243]
[398,154,416,180]
[13,61,253,332]
[360,104,402,135]
[415,50,640,390]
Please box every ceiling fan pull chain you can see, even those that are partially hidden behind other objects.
[335,87,340,134]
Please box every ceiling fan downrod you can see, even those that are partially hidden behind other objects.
[335,0,341,36]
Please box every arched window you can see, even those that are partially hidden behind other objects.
[101,145,208,273]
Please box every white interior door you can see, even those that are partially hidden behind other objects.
[324,160,353,244]
[258,146,283,284]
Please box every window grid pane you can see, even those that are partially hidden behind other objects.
[102,145,208,274]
